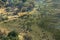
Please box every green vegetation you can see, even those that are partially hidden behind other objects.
[0,0,60,40]
[0,30,19,40]
[0,13,54,40]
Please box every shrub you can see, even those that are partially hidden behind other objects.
[7,31,19,40]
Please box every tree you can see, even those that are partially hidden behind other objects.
[7,31,19,40]
[22,0,27,3]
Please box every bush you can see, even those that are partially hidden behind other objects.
[7,31,19,40]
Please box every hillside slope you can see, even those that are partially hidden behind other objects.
[0,13,55,40]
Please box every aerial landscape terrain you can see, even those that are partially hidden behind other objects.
[0,0,60,40]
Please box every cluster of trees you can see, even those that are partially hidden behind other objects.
[0,0,35,21]
[0,0,35,13]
